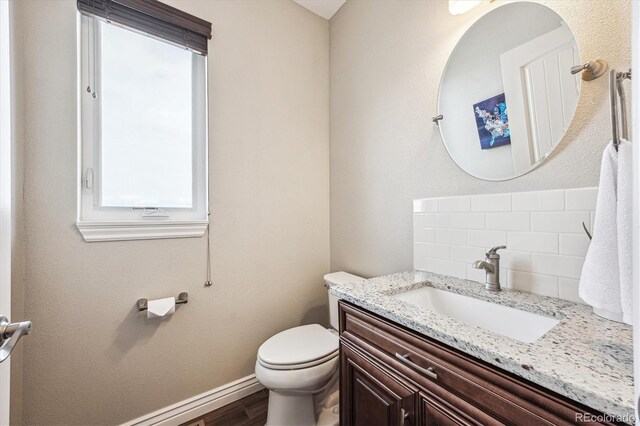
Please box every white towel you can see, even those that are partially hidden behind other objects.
[579,140,633,325]
[579,142,621,316]
[617,140,633,324]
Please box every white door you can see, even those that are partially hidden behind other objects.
[500,25,580,174]
[0,2,31,424]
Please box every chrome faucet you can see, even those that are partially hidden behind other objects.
[472,245,506,292]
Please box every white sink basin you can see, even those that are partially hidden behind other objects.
[392,286,559,343]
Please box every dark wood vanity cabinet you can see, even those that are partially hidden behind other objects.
[339,301,623,426]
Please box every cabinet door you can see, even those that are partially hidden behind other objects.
[341,343,416,426]
[418,392,499,426]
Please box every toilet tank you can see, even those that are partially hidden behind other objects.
[324,272,366,330]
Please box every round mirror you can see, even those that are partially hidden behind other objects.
[437,2,580,181]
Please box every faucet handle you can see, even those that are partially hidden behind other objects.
[486,245,506,258]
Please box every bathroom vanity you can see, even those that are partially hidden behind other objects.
[331,271,633,425]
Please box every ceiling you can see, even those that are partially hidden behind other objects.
[293,0,347,20]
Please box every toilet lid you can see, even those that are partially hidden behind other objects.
[258,324,339,368]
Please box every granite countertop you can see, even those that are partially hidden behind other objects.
[327,270,634,422]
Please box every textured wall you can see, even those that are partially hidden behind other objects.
[14,0,329,424]
[329,0,631,278]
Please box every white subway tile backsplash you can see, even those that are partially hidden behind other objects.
[412,213,446,228]
[414,250,429,271]
[434,213,451,228]
[413,198,438,213]
[565,187,598,211]
[471,193,511,212]
[438,196,470,212]
[414,188,596,302]
[486,212,530,231]
[558,278,585,304]
[507,270,559,298]
[420,213,439,228]
[499,249,531,272]
[559,233,590,257]
[530,253,584,279]
[499,268,507,286]
[507,232,558,254]
[422,257,467,279]
[450,245,485,263]
[436,229,467,246]
[531,211,591,233]
[416,213,435,228]
[449,213,485,229]
[512,189,565,212]
[467,230,507,248]
[414,227,436,243]
[415,242,450,260]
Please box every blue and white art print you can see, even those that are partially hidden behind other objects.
[473,93,511,150]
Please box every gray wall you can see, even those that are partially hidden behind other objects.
[12,0,329,424]
[329,0,631,278]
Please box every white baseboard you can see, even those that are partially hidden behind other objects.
[122,374,265,426]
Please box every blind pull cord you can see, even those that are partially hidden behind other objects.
[91,10,97,99]
[205,213,212,287]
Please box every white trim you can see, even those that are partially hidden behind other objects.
[77,220,208,242]
[122,374,265,426]
[0,0,12,423]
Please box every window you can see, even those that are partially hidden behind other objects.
[76,0,212,242]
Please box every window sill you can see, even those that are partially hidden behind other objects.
[76,220,208,242]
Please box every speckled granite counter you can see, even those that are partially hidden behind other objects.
[327,270,634,422]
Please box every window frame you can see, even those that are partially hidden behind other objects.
[76,14,209,242]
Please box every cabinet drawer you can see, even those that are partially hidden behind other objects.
[339,301,619,426]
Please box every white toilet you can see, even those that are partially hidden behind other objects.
[255,272,365,426]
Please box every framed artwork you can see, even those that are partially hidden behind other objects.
[473,93,511,149]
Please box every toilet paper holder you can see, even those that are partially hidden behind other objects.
[137,292,189,312]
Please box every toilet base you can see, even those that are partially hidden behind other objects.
[266,391,315,426]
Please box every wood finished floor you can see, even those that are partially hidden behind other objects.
[181,389,269,426]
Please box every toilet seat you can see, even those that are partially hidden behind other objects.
[258,350,338,370]
[257,324,338,370]
[255,355,339,394]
